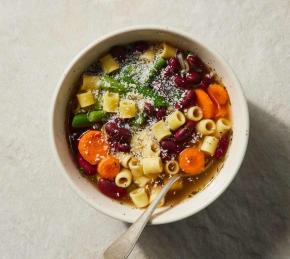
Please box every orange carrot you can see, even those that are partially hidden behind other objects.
[179,147,205,174]
[97,155,120,180]
[215,104,228,118]
[195,89,215,119]
[207,84,229,106]
[78,130,108,165]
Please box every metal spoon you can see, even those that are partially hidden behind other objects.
[102,174,182,259]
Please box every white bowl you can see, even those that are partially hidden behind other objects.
[50,27,249,224]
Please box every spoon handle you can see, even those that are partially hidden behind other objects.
[102,174,181,259]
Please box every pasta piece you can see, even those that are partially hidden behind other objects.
[151,120,171,142]
[119,100,137,118]
[115,169,133,188]
[196,119,216,136]
[160,43,177,59]
[129,188,149,208]
[149,187,165,207]
[100,54,120,74]
[140,47,155,61]
[166,111,186,130]
[118,153,132,168]
[185,106,203,121]
[164,160,180,175]
[142,140,160,157]
[80,75,100,91]
[103,92,119,112]
[128,157,143,178]
[142,157,163,175]
[77,91,95,108]
[200,136,219,156]
[134,176,150,187]
[216,118,232,136]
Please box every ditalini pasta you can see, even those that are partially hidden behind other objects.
[129,188,149,208]
[196,119,216,135]
[216,118,232,135]
[166,110,186,130]
[200,136,219,156]
[103,92,119,112]
[142,157,163,175]
[68,40,232,209]
[185,106,203,121]
[151,120,171,142]
[115,169,132,188]
[119,99,137,118]
[164,160,179,175]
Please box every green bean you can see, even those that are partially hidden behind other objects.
[146,58,167,84]
[88,111,107,122]
[72,114,91,128]
[132,113,146,127]
[100,76,127,93]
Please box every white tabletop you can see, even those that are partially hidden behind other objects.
[1,1,290,258]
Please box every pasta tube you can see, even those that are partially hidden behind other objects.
[164,160,179,175]
[129,188,149,208]
[216,118,232,136]
[142,157,163,175]
[134,176,150,187]
[166,111,186,130]
[151,120,171,142]
[115,169,133,188]
[196,119,216,136]
[185,106,203,121]
[200,136,219,156]
[128,157,143,178]
[142,140,160,157]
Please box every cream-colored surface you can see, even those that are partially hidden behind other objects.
[1,1,290,258]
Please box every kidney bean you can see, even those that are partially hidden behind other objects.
[156,108,167,120]
[144,102,156,117]
[160,139,178,153]
[114,142,131,153]
[105,122,118,135]
[214,134,230,160]
[160,150,176,162]
[133,41,148,52]
[117,128,132,143]
[174,75,190,89]
[177,90,196,110]
[185,120,196,130]
[186,55,204,73]
[200,74,212,90]
[77,153,96,175]
[174,127,191,142]
[186,71,201,85]
[97,178,127,199]
[110,46,126,62]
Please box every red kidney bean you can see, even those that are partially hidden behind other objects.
[110,46,126,62]
[186,55,204,73]
[200,74,212,90]
[133,41,148,52]
[105,122,118,135]
[186,71,201,85]
[174,127,191,142]
[77,153,96,175]
[214,134,230,160]
[177,90,196,110]
[160,150,176,162]
[185,120,196,130]
[160,139,178,153]
[174,75,190,89]
[117,128,132,143]
[114,142,131,153]
[156,108,167,120]
[97,178,127,199]
[144,102,155,117]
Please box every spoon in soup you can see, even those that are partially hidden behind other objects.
[101,174,182,259]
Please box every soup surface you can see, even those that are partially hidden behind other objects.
[67,41,232,208]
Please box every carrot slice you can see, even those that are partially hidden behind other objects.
[195,89,215,119]
[179,147,205,174]
[207,84,229,106]
[78,130,108,165]
[97,155,120,180]
[215,104,228,118]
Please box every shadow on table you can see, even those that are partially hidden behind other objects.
[133,102,290,259]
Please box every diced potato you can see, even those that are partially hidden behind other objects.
[100,54,120,74]
[151,120,171,142]
[119,100,137,118]
[77,91,95,108]
[160,43,177,59]
[140,47,155,61]
[80,75,100,91]
[103,92,119,112]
